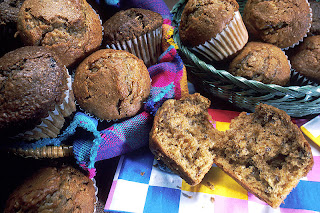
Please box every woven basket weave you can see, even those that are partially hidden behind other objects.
[171,0,320,117]
[9,145,73,159]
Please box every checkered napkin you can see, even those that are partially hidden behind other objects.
[5,0,187,178]
[104,109,320,213]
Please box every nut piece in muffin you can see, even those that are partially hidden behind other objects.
[179,0,248,61]
[4,165,96,213]
[0,46,76,141]
[212,103,314,208]
[243,0,312,49]
[17,0,103,67]
[228,42,291,86]
[103,8,163,67]
[289,35,320,83]
[149,93,222,185]
[73,49,151,121]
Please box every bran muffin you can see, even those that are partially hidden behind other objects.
[149,93,222,186]
[0,0,24,56]
[309,0,320,35]
[4,165,96,213]
[179,0,248,61]
[289,35,320,82]
[17,0,103,67]
[0,46,76,141]
[103,8,163,67]
[243,0,312,49]
[212,103,314,208]
[73,49,151,121]
[228,42,291,86]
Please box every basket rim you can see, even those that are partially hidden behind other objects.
[171,0,320,95]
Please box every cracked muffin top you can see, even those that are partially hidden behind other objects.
[73,49,151,120]
[289,35,320,83]
[103,8,163,44]
[179,0,239,47]
[0,0,24,25]
[4,165,96,213]
[243,0,312,49]
[228,42,291,86]
[17,0,103,67]
[0,46,68,138]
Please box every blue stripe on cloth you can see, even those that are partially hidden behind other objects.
[118,147,154,184]
[143,186,180,213]
[280,180,320,211]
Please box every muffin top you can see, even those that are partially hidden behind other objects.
[73,49,151,120]
[309,0,320,35]
[243,0,311,49]
[179,0,239,47]
[17,0,103,67]
[289,35,320,82]
[103,8,163,44]
[0,46,68,137]
[0,0,24,25]
[4,166,96,213]
[228,42,291,86]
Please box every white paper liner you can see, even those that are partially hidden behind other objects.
[192,11,248,61]
[92,177,98,213]
[17,72,76,141]
[106,26,162,67]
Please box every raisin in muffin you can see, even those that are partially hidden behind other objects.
[103,8,163,67]
[228,42,291,86]
[179,0,248,61]
[17,0,103,67]
[4,165,96,213]
[289,35,320,82]
[0,46,76,141]
[243,0,312,49]
[73,49,151,120]
[149,93,222,185]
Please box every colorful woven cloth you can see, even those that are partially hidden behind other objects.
[6,0,187,178]
[104,109,320,213]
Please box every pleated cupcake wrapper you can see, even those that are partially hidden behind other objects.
[290,69,320,87]
[105,26,162,67]
[92,178,99,213]
[16,72,76,141]
[282,0,312,50]
[191,11,248,61]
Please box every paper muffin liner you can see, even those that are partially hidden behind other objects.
[16,72,76,141]
[191,11,248,61]
[105,26,163,67]
[92,177,99,213]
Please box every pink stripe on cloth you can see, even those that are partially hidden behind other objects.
[214,195,249,213]
[307,156,320,182]
[105,180,118,210]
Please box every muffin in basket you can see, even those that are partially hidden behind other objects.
[228,42,291,86]
[243,0,312,49]
[73,49,151,121]
[16,0,103,68]
[289,35,320,83]
[103,8,163,67]
[0,46,76,141]
[0,0,24,56]
[178,0,248,61]
[4,165,96,213]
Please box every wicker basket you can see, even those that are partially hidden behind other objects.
[171,0,320,117]
[9,145,73,159]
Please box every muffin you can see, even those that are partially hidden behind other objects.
[289,35,320,83]
[309,0,320,35]
[4,165,96,213]
[0,0,24,56]
[149,93,221,186]
[73,49,151,121]
[178,0,248,61]
[243,0,312,49]
[103,8,163,67]
[212,103,314,208]
[16,0,103,67]
[0,46,76,141]
[228,42,291,86]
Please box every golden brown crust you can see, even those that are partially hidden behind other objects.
[17,0,102,67]
[73,49,151,120]
[179,0,239,46]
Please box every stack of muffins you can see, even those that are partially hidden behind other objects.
[178,0,320,85]
[1,0,165,211]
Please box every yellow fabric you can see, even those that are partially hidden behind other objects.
[301,126,320,147]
